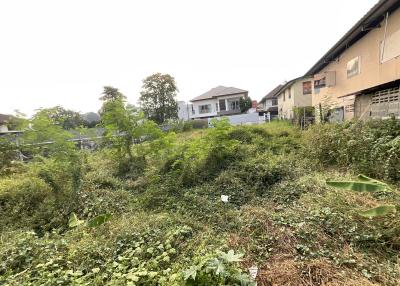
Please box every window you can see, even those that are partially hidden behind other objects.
[345,104,354,113]
[288,89,291,99]
[314,77,326,89]
[229,100,240,110]
[219,99,226,111]
[347,56,360,78]
[191,105,195,115]
[272,99,278,106]
[199,104,211,114]
[283,93,285,102]
[303,81,312,94]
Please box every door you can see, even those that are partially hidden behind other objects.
[219,99,226,111]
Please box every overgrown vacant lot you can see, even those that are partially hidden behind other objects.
[1,119,399,285]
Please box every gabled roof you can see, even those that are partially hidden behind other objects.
[261,77,304,102]
[191,86,248,102]
[259,84,283,103]
[0,114,12,124]
[305,0,400,76]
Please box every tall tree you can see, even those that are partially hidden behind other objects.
[100,93,161,160]
[99,86,127,116]
[139,73,178,124]
[99,86,126,101]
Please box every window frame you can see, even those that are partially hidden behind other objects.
[199,104,211,114]
[346,56,361,79]
[302,81,312,95]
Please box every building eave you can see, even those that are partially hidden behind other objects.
[305,0,400,76]
[190,91,248,102]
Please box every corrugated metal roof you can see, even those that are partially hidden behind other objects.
[190,86,248,102]
[305,0,400,76]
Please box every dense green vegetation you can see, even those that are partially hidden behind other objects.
[1,118,399,285]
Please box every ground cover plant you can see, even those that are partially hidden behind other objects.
[0,117,399,285]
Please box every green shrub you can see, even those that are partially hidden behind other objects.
[0,136,18,176]
[163,119,193,133]
[75,188,131,220]
[191,119,208,129]
[83,169,124,190]
[183,250,255,285]
[220,154,292,189]
[303,119,400,181]
[0,176,60,232]
[227,125,270,144]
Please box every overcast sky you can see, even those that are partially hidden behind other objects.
[0,0,377,116]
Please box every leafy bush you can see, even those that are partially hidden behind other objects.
[162,118,243,186]
[303,119,400,181]
[163,119,193,133]
[191,119,208,129]
[227,125,270,144]
[0,176,59,232]
[183,250,255,285]
[0,136,18,176]
[75,188,131,220]
[213,153,294,206]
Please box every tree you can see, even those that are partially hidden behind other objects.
[33,106,85,130]
[99,86,126,101]
[82,112,100,128]
[239,96,252,113]
[22,109,76,159]
[100,95,161,160]
[139,73,178,124]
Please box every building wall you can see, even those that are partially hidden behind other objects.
[190,93,247,119]
[191,99,218,118]
[278,86,295,119]
[0,125,8,133]
[311,7,400,119]
[293,77,313,107]
[177,101,190,121]
[278,78,313,119]
[263,98,277,109]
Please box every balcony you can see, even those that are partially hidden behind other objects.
[218,109,241,116]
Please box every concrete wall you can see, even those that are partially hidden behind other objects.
[311,7,400,119]
[208,112,263,126]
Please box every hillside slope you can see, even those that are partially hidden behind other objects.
[1,120,399,285]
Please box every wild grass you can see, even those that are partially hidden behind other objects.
[0,120,399,285]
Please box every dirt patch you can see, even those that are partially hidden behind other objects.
[257,258,378,286]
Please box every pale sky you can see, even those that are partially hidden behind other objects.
[0,0,377,116]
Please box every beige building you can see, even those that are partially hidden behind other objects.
[306,0,400,121]
[276,77,313,120]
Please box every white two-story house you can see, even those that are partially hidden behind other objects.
[190,86,249,119]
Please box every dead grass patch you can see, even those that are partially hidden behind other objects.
[257,258,379,286]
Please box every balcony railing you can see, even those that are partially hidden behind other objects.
[217,109,241,116]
